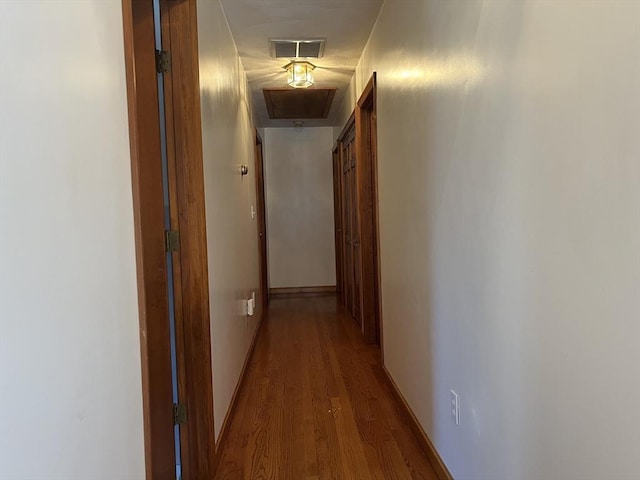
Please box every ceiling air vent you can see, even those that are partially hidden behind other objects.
[270,39,325,59]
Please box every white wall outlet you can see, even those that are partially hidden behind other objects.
[450,390,460,426]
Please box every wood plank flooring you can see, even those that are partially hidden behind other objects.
[214,295,439,480]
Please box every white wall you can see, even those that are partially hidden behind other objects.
[197,0,261,441]
[264,127,336,289]
[337,1,640,479]
[0,2,145,479]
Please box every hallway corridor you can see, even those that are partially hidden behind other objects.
[214,296,439,479]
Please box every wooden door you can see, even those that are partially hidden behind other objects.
[355,73,381,345]
[340,143,348,307]
[332,147,343,298]
[349,131,362,323]
[341,122,361,325]
[341,140,353,312]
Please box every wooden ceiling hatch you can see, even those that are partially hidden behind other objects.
[263,88,336,119]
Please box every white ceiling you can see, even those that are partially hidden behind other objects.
[219,0,384,128]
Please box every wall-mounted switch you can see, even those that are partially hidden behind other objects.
[450,390,460,426]
[250,205,256,219]
[247,298,255,316]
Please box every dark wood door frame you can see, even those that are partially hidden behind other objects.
[355,73,381,346]
[254,130,269,313]
[122,0,215,478]
[334,73,381,346]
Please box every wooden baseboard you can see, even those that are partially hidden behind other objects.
[269,285,336,297]
[381,366,454,480]
[212,309,265,473]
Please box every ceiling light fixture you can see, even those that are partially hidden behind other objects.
[284,61,316,88]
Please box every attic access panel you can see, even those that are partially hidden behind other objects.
[263,88,336,120]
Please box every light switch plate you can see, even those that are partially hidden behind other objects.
[450,390,460,425]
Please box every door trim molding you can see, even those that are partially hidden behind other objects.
[254,129,269,313]
[336,111,356,145]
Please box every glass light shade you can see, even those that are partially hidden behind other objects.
[284,61,315,88]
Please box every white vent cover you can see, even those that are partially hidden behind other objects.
[269,39,325,59]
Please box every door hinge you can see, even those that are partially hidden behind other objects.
[155,49,171,73]
[173,403,187,425]
[165,230,180,252]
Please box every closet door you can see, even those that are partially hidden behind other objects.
[332,148,344,300]
[341,123,361,325]
[341,138,353,313]
[334,73,380,345]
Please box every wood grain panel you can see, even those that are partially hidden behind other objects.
[338,119,360,324]
[213,296,440,480]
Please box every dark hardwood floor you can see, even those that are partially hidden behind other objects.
[214,295,439,480]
